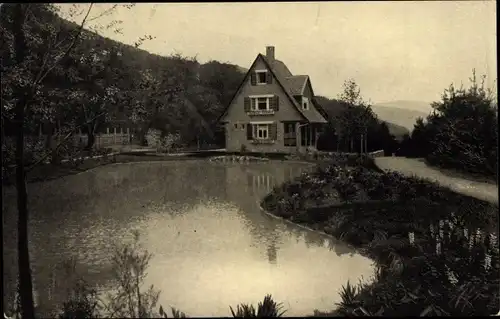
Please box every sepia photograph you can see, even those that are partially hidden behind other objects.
[1,1,498,317]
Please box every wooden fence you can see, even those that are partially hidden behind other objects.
[37,127,133,149]
[368,150,385,158]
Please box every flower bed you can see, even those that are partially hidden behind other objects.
[261,161,499,316]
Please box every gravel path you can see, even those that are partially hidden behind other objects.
[374,157,498,205]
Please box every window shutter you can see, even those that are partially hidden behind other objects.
[270,122,278,140]
[271,95,279,111]
[266,71,273,84]
[244,97,251,112]
[246,123,253,140]
[250,72,256,86]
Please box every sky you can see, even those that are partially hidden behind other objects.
[61,1,496,106]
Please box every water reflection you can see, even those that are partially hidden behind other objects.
[2,160,373,316]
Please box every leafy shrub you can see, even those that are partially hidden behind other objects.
[145,129,161,149]
[158,133,181,153]
[56,231,161,318]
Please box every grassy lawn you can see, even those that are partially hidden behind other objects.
[261,158,499,316]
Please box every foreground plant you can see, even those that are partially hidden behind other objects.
[159,306,188,318]
[230,294,286,318]
[101,230,161,318]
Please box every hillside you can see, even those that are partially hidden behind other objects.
[1,4,246,147]
[383,122,409,141]
[373,100,433,113]
[371,104,431,132]
[315,96,409,140]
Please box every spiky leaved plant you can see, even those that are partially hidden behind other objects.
[230,294,286,318]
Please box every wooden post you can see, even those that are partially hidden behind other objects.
[106,127,110,135]
[295,123,301,154]
[360,133,363,154]
[314,125,319,149]
[309,126,313,147]
[114,127,117,144]
[364,132,368,154]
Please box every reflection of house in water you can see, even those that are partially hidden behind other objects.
[224,164,312,267]
[251,173,275,194]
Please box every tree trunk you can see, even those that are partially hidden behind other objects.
[15,97,36,319]
[85,122,96,151]
[12,4,36,317]
[86,132,95,151]
[349,137,354,153]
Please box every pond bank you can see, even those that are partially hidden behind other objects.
[3,149,338,186]
[260,162,499,316]
[1,152,203,186]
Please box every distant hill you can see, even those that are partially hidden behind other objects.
[235,66,248,74]
[315,96,410,140]
[384,122,409,141]
[371,101,432,132]
[374,100,433,113]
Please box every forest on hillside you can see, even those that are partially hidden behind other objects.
[1,3,245,154]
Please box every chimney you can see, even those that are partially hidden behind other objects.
[266,46,275,62]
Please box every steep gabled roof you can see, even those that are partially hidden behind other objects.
[218,54,307,123]
[284,75,308,95]
[218,53,328,124]
[262,56,327,124]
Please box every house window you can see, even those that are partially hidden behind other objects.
[302,97,309,110]
[234,123,238,129]
[257,97,268,110]
[250,96,271,111]
[253,124,269,139]
[241,124,245,130]
[284,122,297,146]
[255,70,267,85]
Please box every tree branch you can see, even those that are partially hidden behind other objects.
[33,3,94,87]
[87,4,118,22]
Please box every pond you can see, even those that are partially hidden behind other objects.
[2,160,375,317]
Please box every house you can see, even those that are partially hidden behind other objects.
[218,46,329,153]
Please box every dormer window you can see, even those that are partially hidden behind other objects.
[302,97,309,110]
[255,70,268,85]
